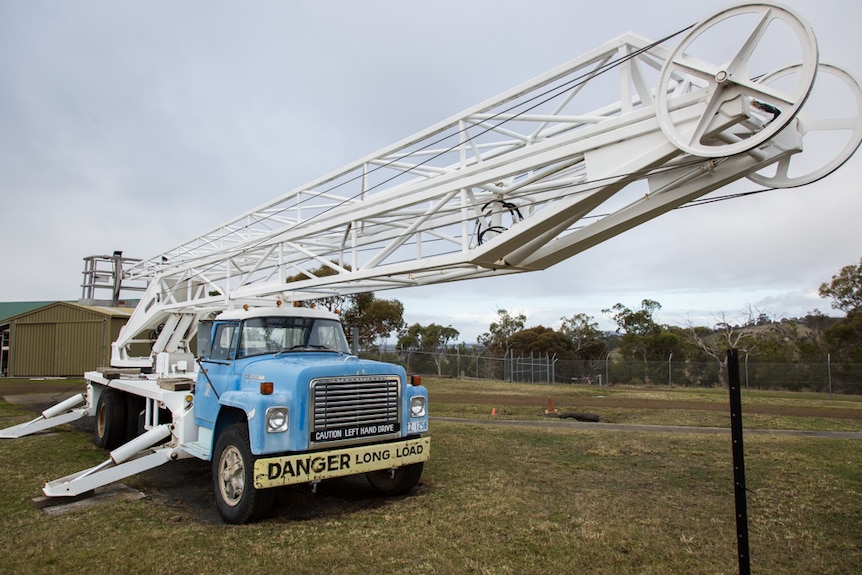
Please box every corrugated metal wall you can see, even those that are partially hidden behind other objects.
[10,303,110,376]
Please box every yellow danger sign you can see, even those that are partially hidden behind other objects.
[254,437,430,489]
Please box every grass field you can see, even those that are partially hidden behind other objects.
[427,377,862,432]
[0,378,860,574]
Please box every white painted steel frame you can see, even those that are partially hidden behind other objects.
[111,3,850,362]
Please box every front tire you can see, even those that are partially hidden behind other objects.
[366,462,424,496]
[94,388,126,449]
[212,423,274,524]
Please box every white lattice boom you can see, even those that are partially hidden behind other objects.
[112,2,862,366]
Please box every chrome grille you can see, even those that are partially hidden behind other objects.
[311,375,400,436]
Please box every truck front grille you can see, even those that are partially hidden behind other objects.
[310,375,400,443]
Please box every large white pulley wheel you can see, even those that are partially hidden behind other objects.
[657,2,819,157]
[747,63,862,187]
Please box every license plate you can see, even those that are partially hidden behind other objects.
[406,420,428,433]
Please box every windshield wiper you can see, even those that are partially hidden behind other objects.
[275,344,337,355]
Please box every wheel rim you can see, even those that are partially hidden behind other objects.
[96,402,107,438]
[218,445,245,507]
[656,2,818,157]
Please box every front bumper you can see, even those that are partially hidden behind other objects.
[253,436,430,489]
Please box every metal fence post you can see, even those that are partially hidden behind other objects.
[668,352,673,389]
[605,353,610,387]
[727,348,751,575]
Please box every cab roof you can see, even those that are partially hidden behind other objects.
[215,306,341,322]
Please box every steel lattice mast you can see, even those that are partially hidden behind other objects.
[112,2,862,367]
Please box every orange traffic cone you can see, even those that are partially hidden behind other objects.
[545,397,558,414]
[491,408,497,416]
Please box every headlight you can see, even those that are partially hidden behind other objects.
[265,407,289,433]
[410,396,426,418]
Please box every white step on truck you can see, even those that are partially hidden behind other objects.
[2,2,860,523]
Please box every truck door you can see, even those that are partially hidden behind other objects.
[196,321,240,426]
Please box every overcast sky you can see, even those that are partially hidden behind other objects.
[1,0,860,343]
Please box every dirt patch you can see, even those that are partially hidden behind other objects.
[0,379,86,397]
[429,392,862,420]
[2,378,859,420]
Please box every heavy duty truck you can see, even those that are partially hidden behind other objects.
[2,2,860,523]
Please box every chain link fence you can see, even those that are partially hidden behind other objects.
[364,348,862,394]
[367,349,555,383]
[559,358,862,394]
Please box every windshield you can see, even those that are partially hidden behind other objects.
[236,316,351,358]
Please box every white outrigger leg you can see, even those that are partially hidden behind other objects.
[0,394,89,439]
[42,424,176,497]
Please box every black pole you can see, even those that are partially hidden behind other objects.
[727,348,751,575]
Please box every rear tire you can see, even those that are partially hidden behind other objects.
[366,462,424,496]
[124,393,146,442]
[212,423,274,524]
[94,388,126,449]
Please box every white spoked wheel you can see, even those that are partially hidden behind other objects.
[747,63,862,187]
[657,2,819,158]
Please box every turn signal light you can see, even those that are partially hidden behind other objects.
[260,381,274,395]
[410,375,422,386]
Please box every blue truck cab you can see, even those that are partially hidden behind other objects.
[195,306,429,523]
